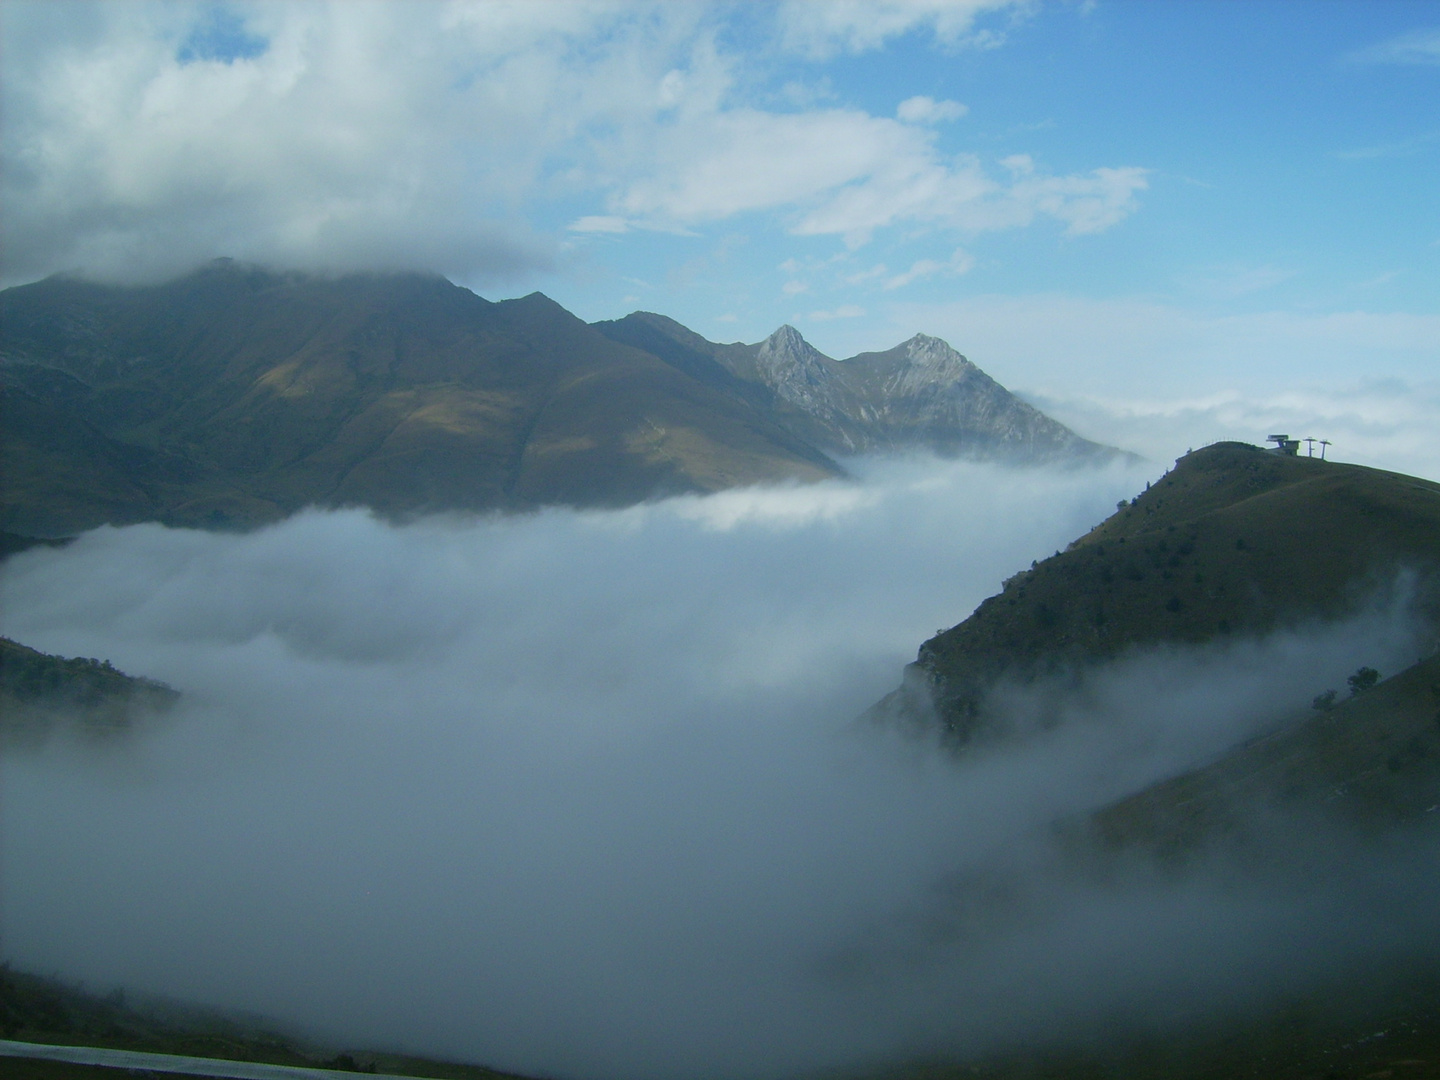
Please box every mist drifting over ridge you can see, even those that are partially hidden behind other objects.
[3,454,1439,1080]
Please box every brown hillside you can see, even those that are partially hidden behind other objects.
[0,263,839,535]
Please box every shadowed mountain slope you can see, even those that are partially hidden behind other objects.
[1087,650,1440,857]
[0,637,178,747]
[856,446,1440,1080]
[0,263,839,535]
[594,312,1121,462]
[878,442,1440,744]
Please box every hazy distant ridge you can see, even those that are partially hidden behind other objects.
[595,313,1118,461]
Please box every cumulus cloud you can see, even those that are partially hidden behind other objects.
[0,1,701,284]
[609,106,1147,243]
[570,216,631,234]
[2,1,1146,286]
[896,95,968,123]
[3,457,1438,1079]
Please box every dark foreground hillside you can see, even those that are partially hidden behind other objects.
[0,636,178,746]
[856,443,1440,1080]
[0,966,524,1080]
[881,442,1440,745]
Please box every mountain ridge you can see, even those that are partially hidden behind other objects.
[594,312,1123,462]
[2,262,1123,535]
[0,264,841,534]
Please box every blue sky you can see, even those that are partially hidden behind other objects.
[2,1,1437,474]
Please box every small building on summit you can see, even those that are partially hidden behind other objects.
[1266,434,1300,455]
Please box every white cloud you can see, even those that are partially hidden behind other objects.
[2,2,1146,286]
[782,279,810,295]
[610,102,1147,243]
[1347,28,1440,66]
[886,259,944,290]
[778,0,1027,58]
[1029,381,1440,483]
[0,1,707,284]
[896,95,968,123]
[845,263,890,284]
[1335,130,1440,160]
[808,304,866,320]
[570,215,631,234]
[4,459,1436,1078]
[0,460,1158,1080]
[884,247,974,289]
[612,106,930,225]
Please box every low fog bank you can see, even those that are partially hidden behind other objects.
[1028,379,1440,485]
[2,455,1437,1080]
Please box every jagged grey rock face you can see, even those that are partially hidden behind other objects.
[725,326,1111,463]
[752,325,849,412]
[591,310,1126,464]
[884,334,978,398]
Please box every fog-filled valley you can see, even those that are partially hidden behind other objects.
[4,454,1439,1080]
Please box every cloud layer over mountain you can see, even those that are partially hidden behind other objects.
[4,457,1438,1079]
[0,1,1139,287]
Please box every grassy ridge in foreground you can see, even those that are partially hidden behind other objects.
[1086,651,1440,857]
[892,442,1440,744]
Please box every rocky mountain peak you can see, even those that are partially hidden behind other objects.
[903,333,975,376]
[753,324,840,404]
[757,324,832,369]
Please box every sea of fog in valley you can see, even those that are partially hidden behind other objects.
[3,455,1439,1080]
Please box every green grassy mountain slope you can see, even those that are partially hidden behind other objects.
[858,445,1440,1080]
[0,263,839,535]
[1087,649,1440,857]
[882,442,1440,744]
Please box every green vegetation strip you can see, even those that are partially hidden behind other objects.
[0,1039,422,1080]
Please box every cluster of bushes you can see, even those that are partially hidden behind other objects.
[1312,665,1381,711]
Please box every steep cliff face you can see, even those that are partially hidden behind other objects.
[594,315,1123,464]
[837,334,1096,457]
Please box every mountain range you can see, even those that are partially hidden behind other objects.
[5,441,1440,1078]
[0,261,1122,536]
